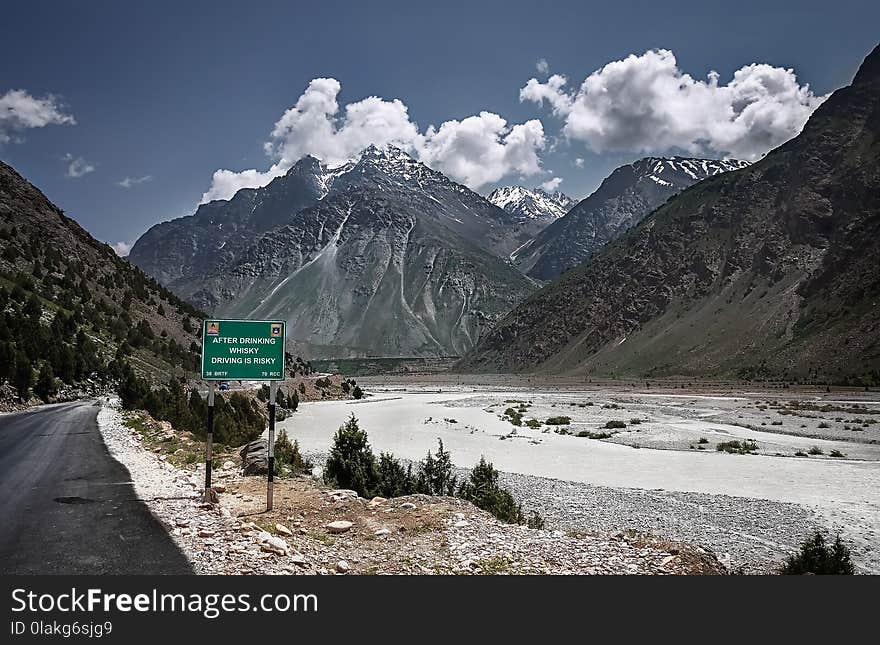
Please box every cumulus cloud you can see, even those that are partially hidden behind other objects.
[111,241,132,257]
[63,153,95,178]
[574,157,584,168]
[540,176,563,192]
[536,58,550,75]
[117,175,152,188]
[201,78,546,202]
[520,49,827,160]
[420,113,545,189]
[0,89,75,144]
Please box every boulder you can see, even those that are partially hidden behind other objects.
[239,439,269,475]
[325,520,353,534]
[275,523,293,536]
[335,560,351,573]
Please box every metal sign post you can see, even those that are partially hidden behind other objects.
[199,319,287,510]
[267,381,278,511]
[204,382,216,503]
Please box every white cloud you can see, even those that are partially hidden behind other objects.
[0,89,75,144]
[420,113,545,189]
[574,157,584,168]
[117,175,152,188]
[540,176,563,192]
[201,78,546,202]
[520,49,827,160]
[111,241,132,257]
[63,153,95,178]
[536,58,550,75]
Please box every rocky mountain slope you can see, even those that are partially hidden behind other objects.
[130,146,537,357]
[459,43,880,384]
[487,185,573,231]
[0,159,203,405]
[513,157,750,280]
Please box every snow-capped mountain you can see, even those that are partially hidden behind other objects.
[128,145,537,357]
[512,156,750,280]
[487,186,574,221]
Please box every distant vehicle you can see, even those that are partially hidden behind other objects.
[219,382,230,391]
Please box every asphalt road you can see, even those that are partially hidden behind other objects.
[0,401,193,574]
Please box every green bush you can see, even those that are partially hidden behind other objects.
[377,452,416,498]
[577,430,612,439]
[808,446,824,455]
[323,414,379,498]
[458,457,524,524]
[545,416,571,425]
[274,432,312,476]
[779,532,855,575]
[415,439,457,496]
[716,440,759,454]
[697,437,709,444]
[604,420,626,429]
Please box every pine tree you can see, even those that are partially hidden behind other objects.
[13,353,35,402]
[34,362,58,403]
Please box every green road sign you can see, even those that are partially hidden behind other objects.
[201,319,286,381]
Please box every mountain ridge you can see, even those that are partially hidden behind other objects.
[458,43,880,383]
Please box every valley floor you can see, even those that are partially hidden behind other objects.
[278,378,880,573]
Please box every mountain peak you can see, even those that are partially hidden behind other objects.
[487,185,574,221]
[853,42,880,86]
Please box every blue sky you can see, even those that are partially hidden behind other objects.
[1,0,878,252]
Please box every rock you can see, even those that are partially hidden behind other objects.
[400,502,417,510]
[275,523,293,536]
[256,531,273,544]
[222,460,235,470]
[264,536,288,555]
[374,528,391,537]
[290,553,308,567]
[213,484,226,493]
[335,560,351,573]
[198,529,215,538]
[326,520,353,534]
[368,496,387,508]
[454,520,470,528]
[239,439,269,475]
[660,555,678,566]
[327,489,358,498]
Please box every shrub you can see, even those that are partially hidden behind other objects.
[323,415,379,498]
[829,449,845,458]
[716,440,759,454]
[629,418,642,425]
[545,416,571,425]
[808,446,824,455]
[415,439,457,496]
[697,437,709,444]
[377,452,416,498]
[779,532,855,575]
[604,420,627,429]
[458,457,523,524]
[818,422,830,429]
[577,430,612,439]
[352,385,363,399]
[525,419,541,429]
[274,432,313,476]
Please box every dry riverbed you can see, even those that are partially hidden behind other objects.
[280,380,880,573]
